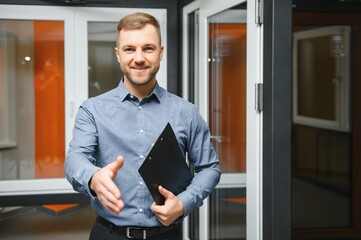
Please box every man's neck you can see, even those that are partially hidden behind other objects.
[123,79,157,101]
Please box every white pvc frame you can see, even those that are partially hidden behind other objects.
[292,26,350,132]
[182,0,263,239]
[0,5,167,197]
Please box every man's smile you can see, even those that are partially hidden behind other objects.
[131,66,148,71]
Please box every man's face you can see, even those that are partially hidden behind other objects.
[115,24,163,87]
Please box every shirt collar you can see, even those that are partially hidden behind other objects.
[117,79,164,103]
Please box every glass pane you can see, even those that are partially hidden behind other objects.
[0,20,65,180]
[297,35,336,120]
[207,3,247,239]
[88,22,122,97]
[292,126,352,229]
[293,26,350,132]
[292,25,352,229]
[209,5,247,174]
[210,188,246,239]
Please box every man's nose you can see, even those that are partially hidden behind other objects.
[134,49,145,62]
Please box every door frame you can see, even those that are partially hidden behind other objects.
[183,0,263,239]
[262,0,292,239]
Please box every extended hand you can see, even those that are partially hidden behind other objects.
[90,156,124,215]
[151,186,184,226]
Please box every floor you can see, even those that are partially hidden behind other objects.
[0,204,95,240]
[0,178,353,240]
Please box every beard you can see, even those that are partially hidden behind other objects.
[122,64,160,86]
[124,72,154,86]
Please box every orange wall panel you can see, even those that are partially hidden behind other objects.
[34,21,65,178]
[209,23,247,173]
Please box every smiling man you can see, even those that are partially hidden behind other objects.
[115,21,163,98]
[65,12,221,240]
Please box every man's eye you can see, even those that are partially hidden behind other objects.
[144,47,154,52]
[124,48,134,53]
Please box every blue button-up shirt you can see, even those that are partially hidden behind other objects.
[65,81,221,227]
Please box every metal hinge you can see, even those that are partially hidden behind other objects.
[255,83,263,112]
[255,0,263,25]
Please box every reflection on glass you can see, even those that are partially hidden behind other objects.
[209,6,247,174]
[210,188,246,239]
[88,22,122,97]
[297,35,336,120]
[292,25,352,229]
[0,20,65,180]
[293,26,350,132]
[207,3,247,239]
[292,126,352,229]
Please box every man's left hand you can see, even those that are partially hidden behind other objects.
[150,186,184,226]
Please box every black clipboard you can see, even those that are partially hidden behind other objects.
[138,123,193,205]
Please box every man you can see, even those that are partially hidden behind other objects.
[65,12,221,240]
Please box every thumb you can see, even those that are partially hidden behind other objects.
[158,185,174,200]
[107,156,124,177]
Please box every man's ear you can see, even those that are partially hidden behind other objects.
[114,47,120,63]
[160,46,164,61]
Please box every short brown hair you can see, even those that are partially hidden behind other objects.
[116,12,162,46]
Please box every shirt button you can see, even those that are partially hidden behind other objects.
[139,181,144,186]
[138,208,144,213]
[140,129,144,133]
[140,154,144,159]
[138,106,142,110]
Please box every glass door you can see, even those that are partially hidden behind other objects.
[208,6,247,239]
[183,0,263,239]
[292,21,354,238]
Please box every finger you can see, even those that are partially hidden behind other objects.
[107,156,124,178]
[100,178,123,202]
[94,178,122,204]
[105,179,122,200]
[151,201,161,214]
[158,185,174,199]
[100,195,124,214]
[98,185,124,213]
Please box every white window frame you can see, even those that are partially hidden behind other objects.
[0,31,17,149]
[182,0,263,239]
[0,5,167,197]
[292,26,351,132]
